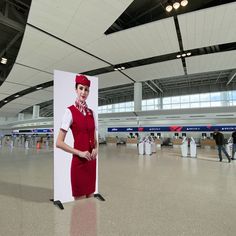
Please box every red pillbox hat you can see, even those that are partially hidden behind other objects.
[75,74,90,87]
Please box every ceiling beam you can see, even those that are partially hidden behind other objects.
[3,1,9,17]
[149,80,163,93]
[5,0,30,10]
[144,82,159,94]
[14,0,30,8]
[128,2,162,24]
[226,70,236,86]
[0,31,22,58]
[215,72,222,83]
[0,12,24,32]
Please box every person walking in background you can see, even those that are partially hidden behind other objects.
[213,130,231,163]
[231,131,236,160]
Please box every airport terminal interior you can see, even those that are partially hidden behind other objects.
[0,0,236,235]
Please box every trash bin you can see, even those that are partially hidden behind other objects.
[25,140,29,149]
[151,142,156,153]
[145,142,152,155]
[181,137,188,157]
[190,137,197,158]
[138,142,145,155]
[226,143,232,157]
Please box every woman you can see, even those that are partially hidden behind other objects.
[56,74,98,200]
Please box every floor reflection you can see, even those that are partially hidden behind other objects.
[70,199,97,236]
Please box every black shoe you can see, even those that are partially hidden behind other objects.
[228,159,231,163]
[219,159,222,162]
[231,158,235,160]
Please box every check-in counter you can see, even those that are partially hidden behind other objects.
[155,139,161,148]
[126,138,137,147]
[200,139,216,149]
[172,139,182,148]
[106,137,117,144]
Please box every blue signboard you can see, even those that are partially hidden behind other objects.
[108,127,138,132]
[33,128,54,133]
[12,128,54,134]
[108,125,236,132]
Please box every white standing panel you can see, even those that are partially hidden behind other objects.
[179,2,236,50]
[54,70,98,203]
[126,60,185,82]
[186,51,236,74]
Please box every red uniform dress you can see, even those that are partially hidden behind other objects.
[68,105,96,197]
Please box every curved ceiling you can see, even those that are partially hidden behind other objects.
[0,0,236,117]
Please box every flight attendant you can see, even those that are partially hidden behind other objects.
[56,74,97,200]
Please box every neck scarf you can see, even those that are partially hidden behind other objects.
[75,98,88,116]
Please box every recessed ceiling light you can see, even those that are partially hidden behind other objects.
[187,52,191,56]
[114,68,118,71]
[182,53,186,57]
[173,2,180,10]
[176,54,181,58]
[36,87,43,90]
[166,5,173,12]
[121,67,125,70]
[4,100,8,103]
[181,0,188,7]
[14,94,20,97]
[1,57,7,64]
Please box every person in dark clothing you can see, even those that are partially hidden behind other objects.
[213,130,231,163]
[231,131,236,160]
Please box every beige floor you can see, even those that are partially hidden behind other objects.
[0,144,235,236]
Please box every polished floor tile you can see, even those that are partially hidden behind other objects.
[0,145,235,236]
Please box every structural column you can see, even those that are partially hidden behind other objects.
[32,105,40,119]
[221,91,229,107]
[159,95,163,110]
[18,113,24,121]
[134,82,142,112]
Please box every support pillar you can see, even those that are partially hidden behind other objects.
[134,82,142,112]
[32,105,40,119]
[18,113,24,121]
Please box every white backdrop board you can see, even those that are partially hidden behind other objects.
[54,70,98,203]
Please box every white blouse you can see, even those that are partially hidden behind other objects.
[60,107,97,132]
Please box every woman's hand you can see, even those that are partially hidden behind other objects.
[91,148,98,159]
[78,150,92,160]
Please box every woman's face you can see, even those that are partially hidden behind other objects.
[76,84,90,102]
